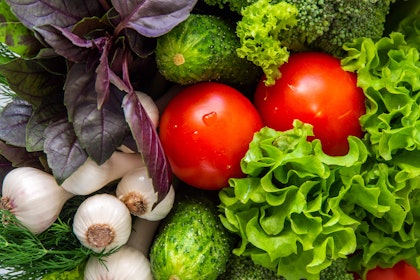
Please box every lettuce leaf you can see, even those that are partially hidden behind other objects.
[235,0,297,86]
[342,32,420,162]
[339,30,420,276]
[219,117,420,278]
[219,121,368,280]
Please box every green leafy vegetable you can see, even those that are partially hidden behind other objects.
[0,198,90,280]
[41,263,85,280]
[219,121,368,280]
[0,0,42,58]
[339,29,420,277]
[219,118,420,278]
[235,0,297,85]
[393,1,420,50]
[342,33,420,161]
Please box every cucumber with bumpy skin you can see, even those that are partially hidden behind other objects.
[155,14,261,90]
[149,192,235,280]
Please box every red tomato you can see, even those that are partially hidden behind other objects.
[159,82,263,190]
[366,261,420,280]
[254,52,365,156]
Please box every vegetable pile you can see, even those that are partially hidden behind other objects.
[1,0,420,279]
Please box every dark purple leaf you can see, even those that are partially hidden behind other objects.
[95,36,113,108]
[71,15,113,38]
[26,93,67,152]
[33,49,68,74]
[0,99,32,147]
[63,63,93,120]
[122,91,172,203]
[0,141,45,170]
[124,28,156,58]
[43,118,88,184]
[5,0,104,30]
[0,57,65,106]
[34,25,95,63]
[64,63,128,164]
[113,0,198,37]
[0,155,14,191]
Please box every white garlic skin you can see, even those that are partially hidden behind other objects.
[126,217,161,256]
[61,152,146,195]
[116,167,175,221]
[72,193,132,253]
[84,245,153,280]
[1,167,74,234]
[141,184,175,221]
[116,166,158,217]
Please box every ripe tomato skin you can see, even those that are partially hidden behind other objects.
[159,82,263,190]
[366,261,420,280]
[254,52,365,156]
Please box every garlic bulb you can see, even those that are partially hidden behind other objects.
[84,245,153,280]
[0,167,74,234]
[61,151,146,195]
[116,167,175,221]
[73,194,132,253]
[135,91,159,128]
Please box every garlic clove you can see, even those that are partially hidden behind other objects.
[116,167,175,220]
[141,185,175,221]
[1,167,74,234]
[73,194,132,253]
[116,167,157,216]
[84,245,153,280]
[61,151,146,195]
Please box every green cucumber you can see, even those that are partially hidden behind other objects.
[155,14,261,90]
[149,192,235,280]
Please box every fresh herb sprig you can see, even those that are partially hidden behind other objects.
[0,212,88,279]
[0,195,102,280]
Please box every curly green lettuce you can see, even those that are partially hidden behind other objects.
[219,120,420,279]
[340,30,420,277]
[235,0,298,86]
[342,32,420,161]
[219,121,368,280]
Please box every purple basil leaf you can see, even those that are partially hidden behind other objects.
[124,28,156,58]
[64,63,93,120]
[0,141,45,170]
[121,133,138,153]
[122,91,172,203]
[71,15,113,38]
[5,0,104,30]
[113,0,198,37]
[26,93,67,152]
[43,118,88,184]
[0,99,32,147]
[34,25,95,63]
[0,154,14,191]
[64,63,127,164]
[0,57,65,106]
[95,36,113,108]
